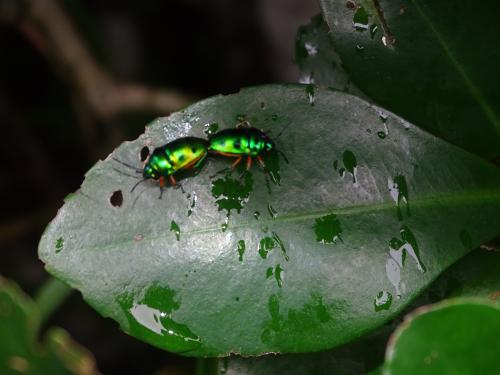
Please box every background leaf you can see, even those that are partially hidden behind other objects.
[383,298,500,375]
[38,85,500,356]
[0,276,99,375]
[319,0,500,160]
[295,14,365,100]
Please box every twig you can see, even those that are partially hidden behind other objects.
[18,0,194,120]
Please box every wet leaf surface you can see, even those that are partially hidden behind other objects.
[220,247,500,374]
[383,298,500,374]
[38,85,500,356]
[319,0,500,160]
[0,277,99,375]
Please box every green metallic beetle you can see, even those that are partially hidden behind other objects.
[208,126,286,170]
[114,137,208,197]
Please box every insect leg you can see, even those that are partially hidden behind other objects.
[257,155,266,169]
[158,176,166,199]
[246,155,253,170]
[169,175,177,186]
[231,156,243,169]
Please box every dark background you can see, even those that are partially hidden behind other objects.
[0,0,318,373]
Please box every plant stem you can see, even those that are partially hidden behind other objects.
[34,276,73,328]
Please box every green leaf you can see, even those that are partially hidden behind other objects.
[219,246,500,374]
[319,0,500,160]
[38,85,500,356]
[383,298,500,374]
[426,246,500,303]
[219,324,392,375]
[295,14,365,99]
[0,276,99,375]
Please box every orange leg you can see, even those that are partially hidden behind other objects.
[169,175,177,186]
[246,156,253,170]
[231,156,243,169]
[158,176,166,199]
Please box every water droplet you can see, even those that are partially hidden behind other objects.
[261,294,331,344]
[237,240,245,261]
[254,211,261,220]
[211,172,253,215]
[265,265,284,288]
[266,267,274,278]
[305,84,315,106]
[382,36,388,46]
[267,203,278,219]
[370,24,378,39]
[271,114,278,121]
[334,150,358,185]
[374,291,393,311]
[377,131,386,139]
[187,192,197,217]
[388,175,410,220]
[118,285,200,352]
[170,220,180,241]
[275,264,284,288]
[353,6,369,31]
[258,232,288,261]
[203,122,219,137]
[273,232,289,261]
[355,44,365,52]
[221,218,229,232]
[263,149,284,188]
[134,234,144,242]
[314,214,343,244]
[386,226,426,297]
[259,237,276,259]
[342,150,358,184]
[55,237,64,253]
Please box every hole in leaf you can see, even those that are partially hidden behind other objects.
[110,190,123,207]
[140,146,150,162]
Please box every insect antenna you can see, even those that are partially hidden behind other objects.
[112,167,142,180]
[131,187,148,210]
[275,123,291,139]
[276,149,289,163]
[111,157,142,173]
[131,178,149,193]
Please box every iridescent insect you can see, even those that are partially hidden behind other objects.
[207,123,288,170]
[113,137,208,198]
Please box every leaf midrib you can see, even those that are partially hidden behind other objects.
[410,0,500,136]
[60,188,500,254]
